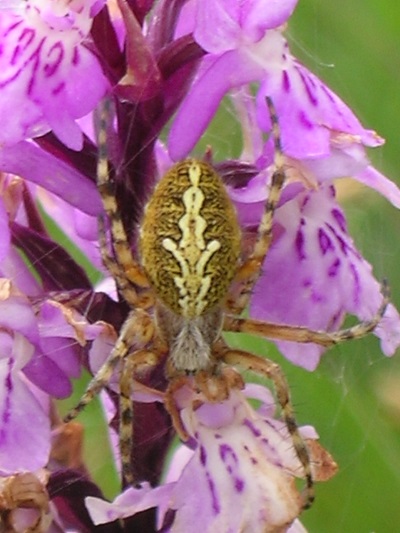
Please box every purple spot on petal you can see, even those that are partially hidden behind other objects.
[295,225,306,260]
[303,278,312,288]
[318,228,334,255]
[311,291,324,303]
[282,70,290,93]
[350,263,361,306]
[24,43,43,96]
[13,27,35,64]
[52,81,65,96]
[326,223,348,255]
[45,41,64,77]
[244,443,258,465]
[297,66,318,106]
[243,418,261,437]
[331,207,347,233]
[282,42,289,58]
[206,472,220,514]
[235,477,245,492]
[72,46,79,66]
[260,436,281,464]
[0,358,13,444]
[200,445,207,466]
[300,193,312,211]
[219,444,238,464]
[336,234,348,255]
[320,83,350,127]
[298,110,313,130]
[328,258,341,277]
[4,20,23,39]
[330,309,343,329]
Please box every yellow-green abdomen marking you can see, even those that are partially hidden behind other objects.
[139,160,241,318]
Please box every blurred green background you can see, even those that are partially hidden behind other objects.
[59,1,400,531]
[289,1,400,531]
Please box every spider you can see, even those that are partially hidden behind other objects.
[64,97,388,509]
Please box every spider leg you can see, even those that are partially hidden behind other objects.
[97,99,151,305]
[221,347,314,509]
[164,375,192,441]
[64,309,154,423]
[64,309,159,485]
[227,97,286,316]
[224,280,390,346]
[119,353,135,485]
[119,349,160,486]
[97,214,141,305]
[63,334,128,423]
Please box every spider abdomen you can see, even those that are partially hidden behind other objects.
[140,160,241,319]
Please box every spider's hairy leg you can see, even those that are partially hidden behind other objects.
[119,354,136,486]
[221,348,314,510]
[63,346,124,423]
[119,349,160,485]
[224,316,337,347]
[224,279,390,346]
[228,97,286,315]
[64,309,159,485]
[96,100,150,300]
[323,279,390,342]
[164,375,193,442]
[97,214,138,308]
[64,309,154,423]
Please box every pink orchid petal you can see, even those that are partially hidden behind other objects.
[0,334,50,474]
[193,0,298,52]
[0,200,11,262]
[355,165,400,208]
[250,184,400,369]
[0,0,108,148]
[0,142,102,216]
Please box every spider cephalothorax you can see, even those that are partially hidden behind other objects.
[65,98,389,509]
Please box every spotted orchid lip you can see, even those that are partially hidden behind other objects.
[0,0,109,150]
